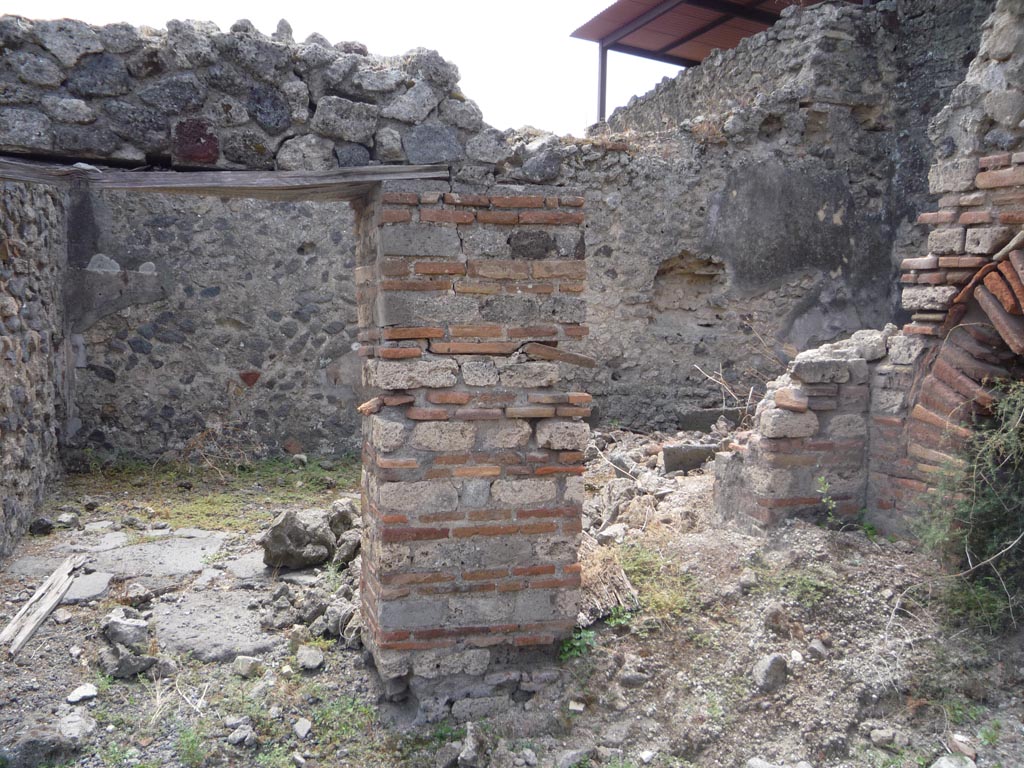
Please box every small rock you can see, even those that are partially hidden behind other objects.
[232,656,263,679]
[555,748,593,768]
[458,722,481,767]
[639,750,657,764]
[125,583,154,606]
[764,602,793,638]
[739,568,758,592]
[596,523,627,545]
[568,700,586,712]
[522,748,538,767]
[752,653,788,692]
[807,639,828,660]
[662,443,716,473]
[870,728,895,747]
[435,743,461,768]
[29,517,55,535]
[929,757,976,768]
[56,512,81,529]
[98,643,157,678]
[258,507,350,569]
[296,644,325,671]
[292,753,307,767]
[293,453,308,466]
[101,607,149,652]
[293,717,312,740]
[0,722,76,768]
[949,733,977,761]
[66,683,98,704]
[59,708,97,742]
[51,608,73,625]
[227,724,257,746]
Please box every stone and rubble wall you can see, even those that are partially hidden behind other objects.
[565,0,994,431]
[356,180,590,715]
[870,0,1024,530]
[65,191,362,458]
[0,180,66,557]
[714,0,1024,535]
[0,4,995,438]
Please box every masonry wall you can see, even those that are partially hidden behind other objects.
[562,0,994,431]
[65,191,362,458]
[0,5,996,437]
[356,180,590,714]
[0,180,66,557]
[871,0,1024,529]
[713,0,1024,535]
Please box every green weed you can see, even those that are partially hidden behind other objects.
[979,720,1002,747]
[922,378,1024,633]
[619,542,694,620]
[559,628,596,661]
[175,725,209,768]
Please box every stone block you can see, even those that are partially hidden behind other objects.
[491,478,557,506]
[410,648,491,678]
[758,406,819,438]
[402,123,465,164]
[826,413,867,438]
[773,387,808,412]
[377,480,458,514]
[927,227,965,255]
[791,353,851,384]
[380,222,462,258]
[481,420,532,449]
[662,443,717,473]
[900,285,957,312]
[965,226,1013,255]
[849,329,889,361]
[928,159,977,194]
[365,359,459,389]
[410,421,476,452]
[447,594,514,625]
[462,360,499,386]
[310,96,378,143]
[535,419,589,451]
[451,695,511,722]
[498,362,560,388]
[886,333,929,364]
[563,477,584,506]
[377,596,446,630]
[381,81,442,123]
[375,292,480,327]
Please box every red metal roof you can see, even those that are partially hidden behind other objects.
[573,0,830,66]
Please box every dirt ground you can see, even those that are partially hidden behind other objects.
[1,439,1022,768]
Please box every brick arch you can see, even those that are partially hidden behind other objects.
[899,226,1024,485]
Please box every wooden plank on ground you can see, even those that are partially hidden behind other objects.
[0,555,87,658]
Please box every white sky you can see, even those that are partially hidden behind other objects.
[2,1,684,136]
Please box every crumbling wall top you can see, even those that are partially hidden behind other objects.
[0,15,572,184]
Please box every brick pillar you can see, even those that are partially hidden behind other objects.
[354,181,590,713]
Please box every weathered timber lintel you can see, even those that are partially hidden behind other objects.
[0,157,451,201]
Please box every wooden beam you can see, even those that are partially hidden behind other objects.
[658,0,774,55]
[1,555,87,659]
[683,0,778,25]
[658,14,731,54]
[0,157,451,201]
[608,43,698,68]
[600,0,689,46]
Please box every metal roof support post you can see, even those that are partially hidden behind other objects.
[598,44,608,122]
